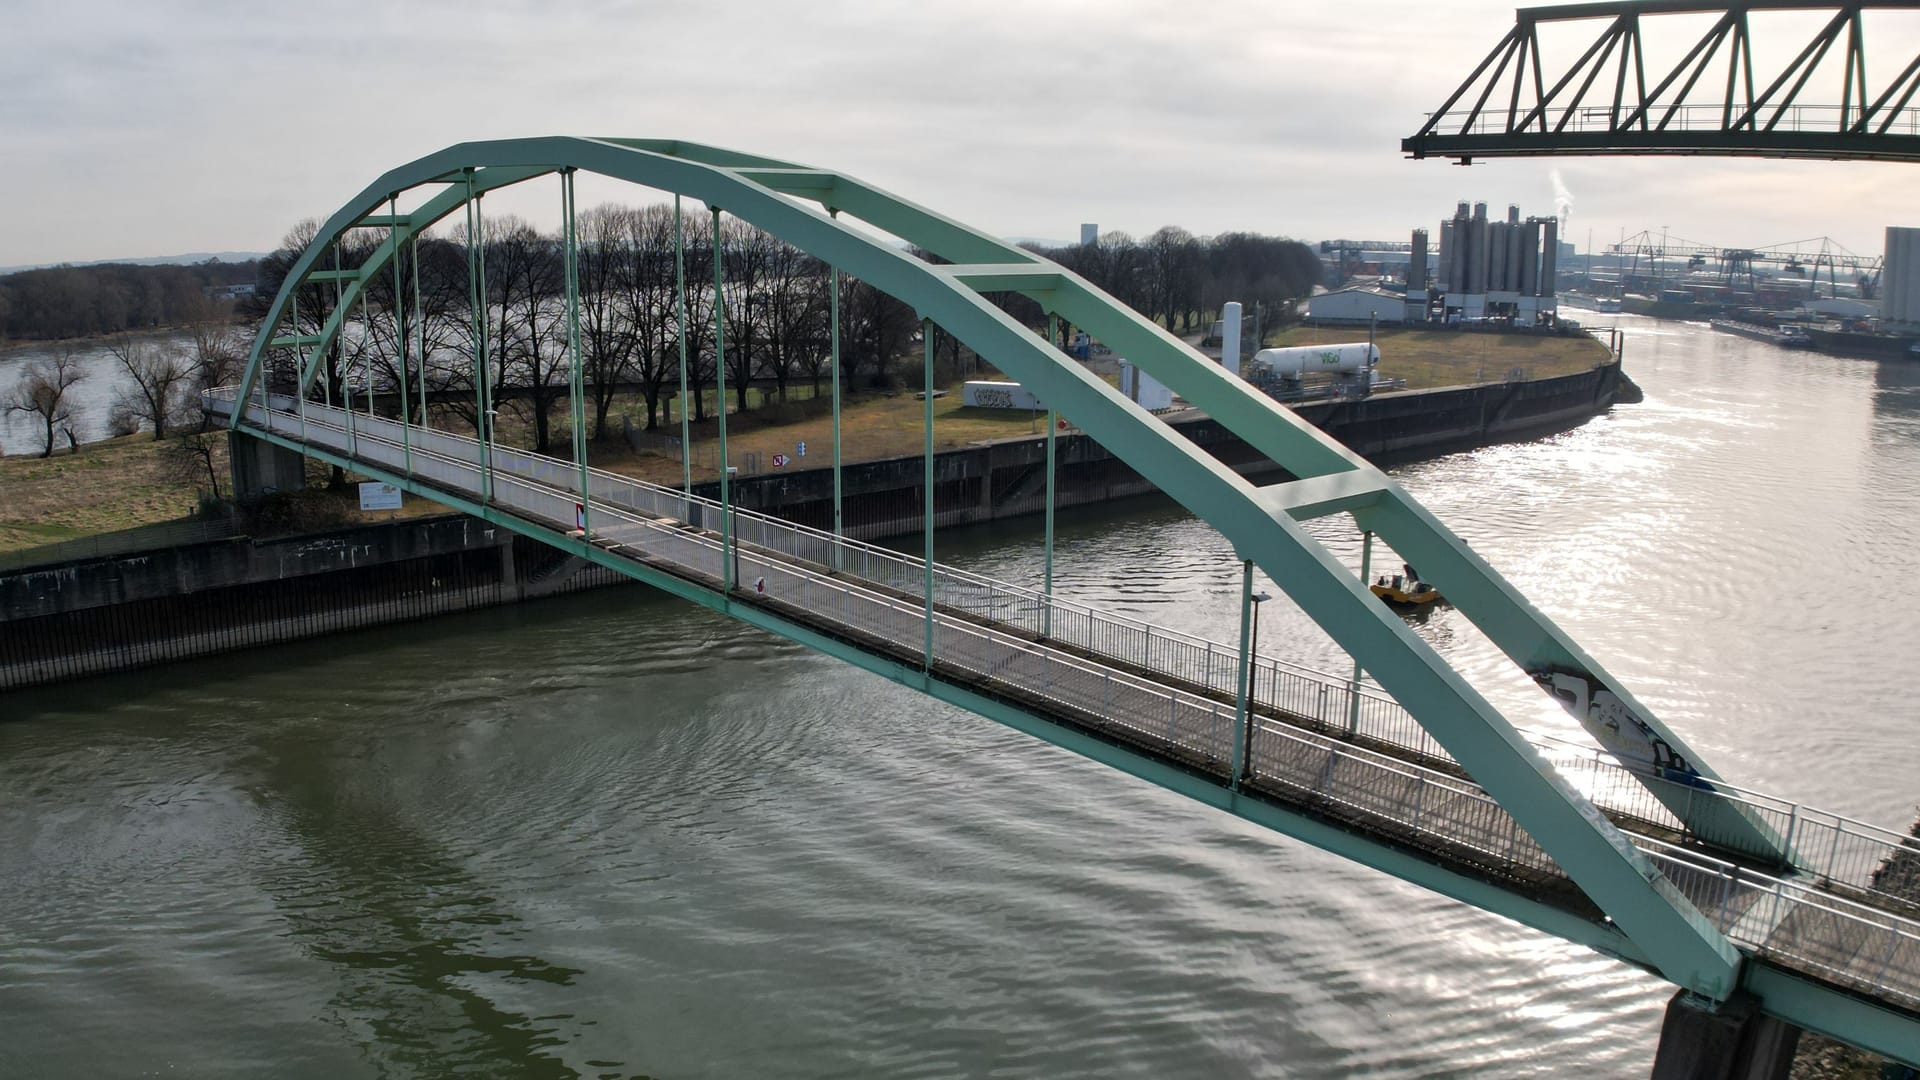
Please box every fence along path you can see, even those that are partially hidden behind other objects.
[214,388,1920,1013]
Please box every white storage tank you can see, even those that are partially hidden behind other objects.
[1118,362,1174,412]
[1885,226,1920,330]
[1251,343,1380,378]
[961,380,1045,410]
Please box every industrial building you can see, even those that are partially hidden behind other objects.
[1882,225,1920,332]
[1430,201,1559,324]
[1307,286,1405,324]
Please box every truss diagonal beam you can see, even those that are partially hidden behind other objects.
[1405,2,1920,162]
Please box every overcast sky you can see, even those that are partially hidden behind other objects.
[5,0,1918,267]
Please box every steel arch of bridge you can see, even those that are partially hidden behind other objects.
[236,137,1772,1000]
[1404,1,1920,163]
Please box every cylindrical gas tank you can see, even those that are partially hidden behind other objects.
[1251,343,1380,377]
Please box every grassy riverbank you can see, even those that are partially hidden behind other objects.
[0,434,222,550]
[0,327,1614,554]
[1267,325,1609,385]
[0,388,1044,553]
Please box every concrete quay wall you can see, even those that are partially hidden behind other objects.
[709,363,1625,541]
[0,516,622,690]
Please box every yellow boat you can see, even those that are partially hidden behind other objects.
[1370,570,1443,607]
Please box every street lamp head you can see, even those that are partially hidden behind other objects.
[1252,591,1272,604]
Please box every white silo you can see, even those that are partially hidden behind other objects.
[1885,226,1920,330]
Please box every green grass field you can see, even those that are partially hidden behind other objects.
[1266,325,1609,389]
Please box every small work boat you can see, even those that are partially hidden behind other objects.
[1371,567,1443,608]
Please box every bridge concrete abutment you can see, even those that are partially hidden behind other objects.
[1651,991,1801,1080]
[229,430,308,499]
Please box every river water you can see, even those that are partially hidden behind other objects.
[0,332,196,455]
[4,316,1918,1077]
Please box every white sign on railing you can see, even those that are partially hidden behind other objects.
[358,482,403,511]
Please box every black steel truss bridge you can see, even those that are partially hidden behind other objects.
[1404,1,1920,163]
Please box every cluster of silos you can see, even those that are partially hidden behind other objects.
[1434,202,1558,298]
[1883,226,1920,331]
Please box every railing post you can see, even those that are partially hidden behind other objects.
[390,193,412,476]
[1043,312,1058,639]
[922,317,936,672]
[1348,529,1372,737]
[674,194,693,497]
[464,170,493,505]
[412,219,427,431]
[1826,818,1845,883]
[713,206,732,591]
[562,169,590,540]
[1230,559,1254,790]
[830,210,845,561]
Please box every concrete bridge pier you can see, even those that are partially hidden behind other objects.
[1651,991,1801,1080]
[229,430,308,499]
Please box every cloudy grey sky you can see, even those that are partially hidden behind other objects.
[4,0,1917,267]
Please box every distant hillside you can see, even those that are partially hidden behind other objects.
[0,258,263,340]
[0,252,269,274]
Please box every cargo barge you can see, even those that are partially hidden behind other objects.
[1710,320,1811,348]
[1804,327,1920,360]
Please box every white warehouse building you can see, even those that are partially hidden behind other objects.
[1307,286,1408,325]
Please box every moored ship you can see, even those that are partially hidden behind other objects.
[1710,320,1811,348]
[1804,326,1920,359]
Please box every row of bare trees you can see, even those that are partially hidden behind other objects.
[1039,228,1325,335]
[250,206,924,456]
[3,324,245,458]
[244,205,1322,457]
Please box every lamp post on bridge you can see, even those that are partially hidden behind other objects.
[1230,561,1270,790]
[725,465,739,591]
[1242,588,1272,784]
[1349,530,1373,738]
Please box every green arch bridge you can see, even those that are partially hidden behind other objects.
[215,137,1920,1069]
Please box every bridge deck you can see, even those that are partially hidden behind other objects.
[213,389,1920,1021]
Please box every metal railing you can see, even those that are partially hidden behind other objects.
[211,386,1920,1007]
[212,388,1920,907]
[1422,103,1920,139]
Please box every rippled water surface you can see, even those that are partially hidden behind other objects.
[5,317,1918,1077]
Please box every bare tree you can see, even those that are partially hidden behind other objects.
[164,425,226,503]
[189,322,246,390]
[720,215,772,414]
[576,204,641,438]
[760,239,828,401]
[1145,226,1202,331]
[4,345,86,457]
[839,276,914,389]
[681,211,719,422]
[617,204,685,433]
[105,334,193,440]
[485,216,567,453]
